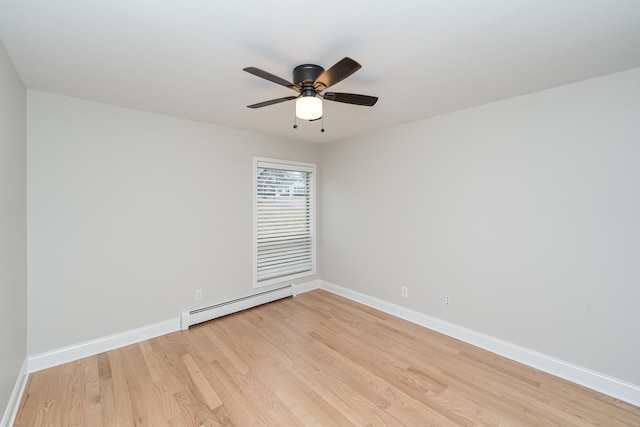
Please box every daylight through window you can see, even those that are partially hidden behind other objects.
[254,158,315,286]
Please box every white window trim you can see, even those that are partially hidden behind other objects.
[253,157,317,288]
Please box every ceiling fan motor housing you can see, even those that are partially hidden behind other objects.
[293,64,324,87]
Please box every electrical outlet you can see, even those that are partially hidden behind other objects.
[444,296,451,307]
[401,287,409,298]
[195,289,202,300]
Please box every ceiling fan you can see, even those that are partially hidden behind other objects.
[243,57,378,122]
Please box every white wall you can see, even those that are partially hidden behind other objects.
[0,40,27,418]
[27,91,320,355]
[319,68,640,385]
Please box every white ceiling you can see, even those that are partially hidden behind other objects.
[1,0,639,144]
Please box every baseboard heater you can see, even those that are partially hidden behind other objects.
[180,284,297,330]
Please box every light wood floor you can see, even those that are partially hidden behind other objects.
[15,290,640,426]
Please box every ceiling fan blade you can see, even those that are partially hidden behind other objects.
[313,57,361,90]
[247,96,298,109]
[243,67,299,91]
[323,92,378,106]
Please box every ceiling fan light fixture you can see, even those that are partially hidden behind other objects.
[244,57,377,125]
[296,95,322,120]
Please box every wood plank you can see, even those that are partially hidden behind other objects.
[84,355,103,426]
[181,353,223,410]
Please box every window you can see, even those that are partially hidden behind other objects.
[254,158,316,287]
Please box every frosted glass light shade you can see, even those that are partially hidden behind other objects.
[296,96,322,120]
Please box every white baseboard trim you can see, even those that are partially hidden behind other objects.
[318,280,640,407]
[1,358,28,427]
[28,318,180,373]
[293,279,321,295]
[19,279,638,407]
[25,279,321,374]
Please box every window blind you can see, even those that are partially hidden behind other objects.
[255,160,314,285]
